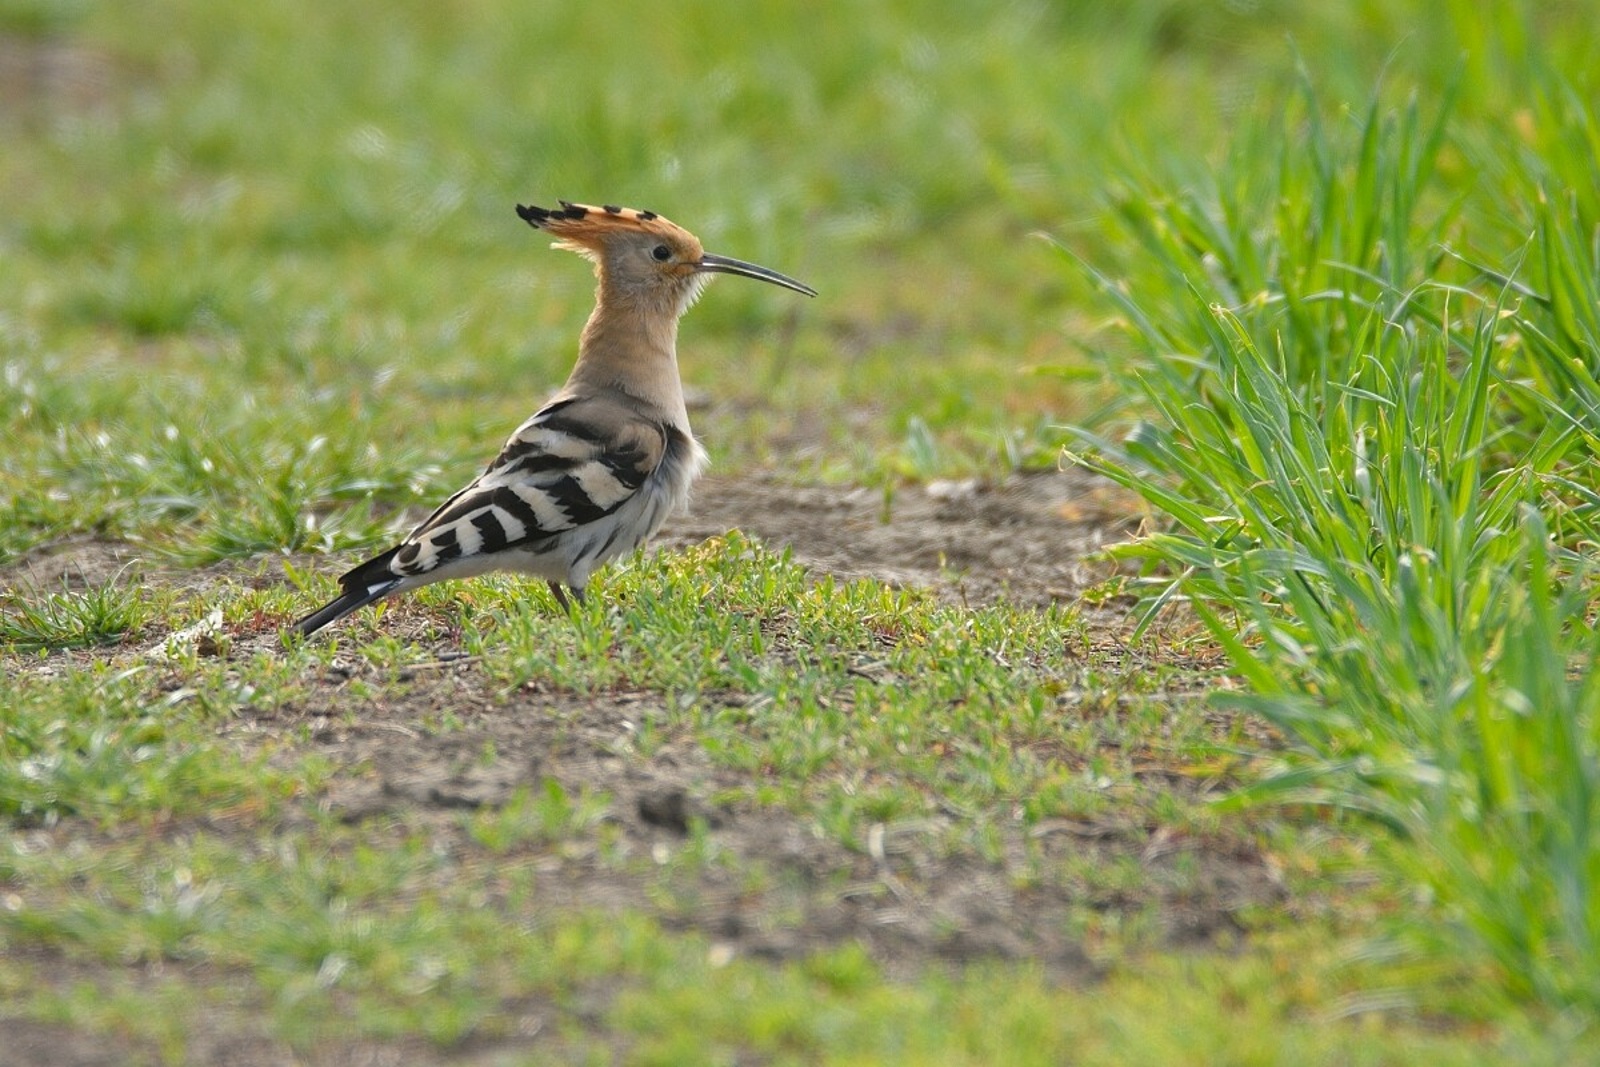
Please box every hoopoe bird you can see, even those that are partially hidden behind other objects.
[293,201,815,637]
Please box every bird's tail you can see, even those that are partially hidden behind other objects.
[293,548,405,637]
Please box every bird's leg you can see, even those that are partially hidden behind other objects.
[547,581,571,612]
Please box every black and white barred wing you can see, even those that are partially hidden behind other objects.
[293,397,669,636]
[392,398,665,577]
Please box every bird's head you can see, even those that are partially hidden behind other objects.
[516,201,815,314]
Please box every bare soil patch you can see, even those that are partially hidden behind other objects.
[3,468,1136,603]
[245,668,1272,977]
[0,537,144,593]
[232,472,1265,975]
[0,32,118,121]
[664,469,1141,607]
[5,473,1281,1064]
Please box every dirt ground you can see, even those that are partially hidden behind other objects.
[4,470,1143,605]
[660,470,1142,607]
[3,472,1284,1066]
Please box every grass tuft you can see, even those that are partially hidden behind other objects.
[0,572,152,651]
[1065,73,1600,1012]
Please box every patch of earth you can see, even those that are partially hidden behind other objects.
[2,468,1135,600]
[0,537,145,593]
[664,469,1140,608]
[1,469,1140,627]
[0,952,595,1067]
[0,32,118,120]
[7,474,1254,978]
[4,472,1274,1063]
[0,1013,455,1067]
[224,666,1274,983]
[0,1017,142,1067]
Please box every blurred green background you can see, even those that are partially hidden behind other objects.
[4,0,1592,496]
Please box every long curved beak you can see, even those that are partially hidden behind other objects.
[696,253,817,297]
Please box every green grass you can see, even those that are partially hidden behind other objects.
[7,836,1572,1066]
[0,663,286,825]
[0,541,1360,1061]
[1063,60,1600,1016]
[0,572,155,650]
[4,0,1600,1059]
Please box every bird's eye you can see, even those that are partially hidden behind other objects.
[651,244,672,262]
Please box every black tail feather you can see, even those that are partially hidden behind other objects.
[293,547,405,637]
[293,582,399,637]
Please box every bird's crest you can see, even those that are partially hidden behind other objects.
[516,200,697,256]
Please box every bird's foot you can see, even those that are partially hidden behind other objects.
[548,582,586,613]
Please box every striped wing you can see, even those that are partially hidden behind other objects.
[386,396,666,578]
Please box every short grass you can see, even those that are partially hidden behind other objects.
[4,0,1598,1061]
[2,544,1569,1063]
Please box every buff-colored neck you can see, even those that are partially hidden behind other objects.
[564,272,693,428]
